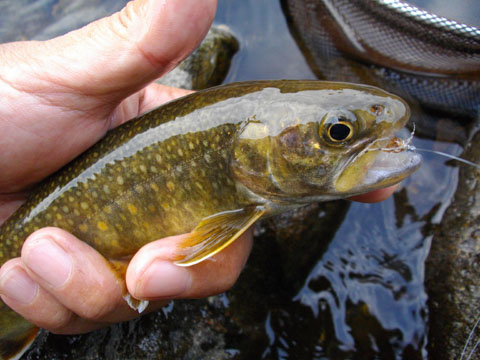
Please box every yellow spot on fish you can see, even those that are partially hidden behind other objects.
[188,142,194,150]
[151,183,159,192]
[140,165,147,172]
[128,204,138,215]
[56,213,62,220]
[150,166,158,173]
[97,221,108,231]
[62,206,69,213]
[148,204,156,212]
[178,149,184,156]
[135,184,143,193]
[167,181,175,191]
[161,202,170,211]
[81,202,89,210]
[67,219,74,226]
[195,182,204,190]
[103,185,110,194]
[104,205,112,214]
[117,176,124,185]
[156,154,162,163]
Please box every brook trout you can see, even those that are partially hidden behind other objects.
[0,80,421,359]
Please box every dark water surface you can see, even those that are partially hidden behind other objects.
[0,0,479,359]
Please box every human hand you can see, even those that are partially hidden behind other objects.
[0,0,397,335]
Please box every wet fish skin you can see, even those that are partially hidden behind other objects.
[0,80,420,359]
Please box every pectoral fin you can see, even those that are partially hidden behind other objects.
[174,206,265,267]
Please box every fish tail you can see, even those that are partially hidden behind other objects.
[0,301,38,360]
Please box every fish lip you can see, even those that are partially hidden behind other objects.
[356,149,422,192]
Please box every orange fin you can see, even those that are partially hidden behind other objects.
[1,301,39,360]
[109,259,149,313]
[174,206,265,267]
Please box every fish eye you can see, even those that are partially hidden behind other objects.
[320,110,357,145]
[328,121,353,142]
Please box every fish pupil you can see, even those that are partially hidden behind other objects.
[329,123,351,141]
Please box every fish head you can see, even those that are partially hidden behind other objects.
[231,82,422,203]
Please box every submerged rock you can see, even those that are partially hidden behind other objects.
[157,25,239,90]
[425,126,480,360]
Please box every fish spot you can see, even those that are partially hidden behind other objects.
[103,185,111,194]
[104,205,113,214]
[140,165,147,173]
[161,202,170,211]
[167,181,175,191]
[81,202,89,210]
[128,204,138,215]
[135,184,143,193]
[155,154,162,163]
[56,213,62,220]
[188,142,195,150]
[97,221,108,231]
[151,183,159,192]
[150,166,158,173]
[148,204,156,212]
[117,176,124,185]
[62,206,69,213]
[178,149,184,157]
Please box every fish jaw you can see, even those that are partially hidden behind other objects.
[335,146,422,195]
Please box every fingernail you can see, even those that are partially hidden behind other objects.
[0,266,38,304]
[24,237,72,288]
[137,260,191,299]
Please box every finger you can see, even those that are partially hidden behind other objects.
[2,0,217,111]
[127,227,254,301]
[113,83,193,127]
[19,228,139,327]
[349,184,398,203]
[0,258,80,333]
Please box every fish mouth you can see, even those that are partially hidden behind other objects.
[335,137,422,195]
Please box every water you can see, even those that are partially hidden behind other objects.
[0,0,479,359]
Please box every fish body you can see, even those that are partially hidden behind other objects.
[0,80,421,359]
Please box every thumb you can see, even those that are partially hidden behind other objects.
[6,0,217,109]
